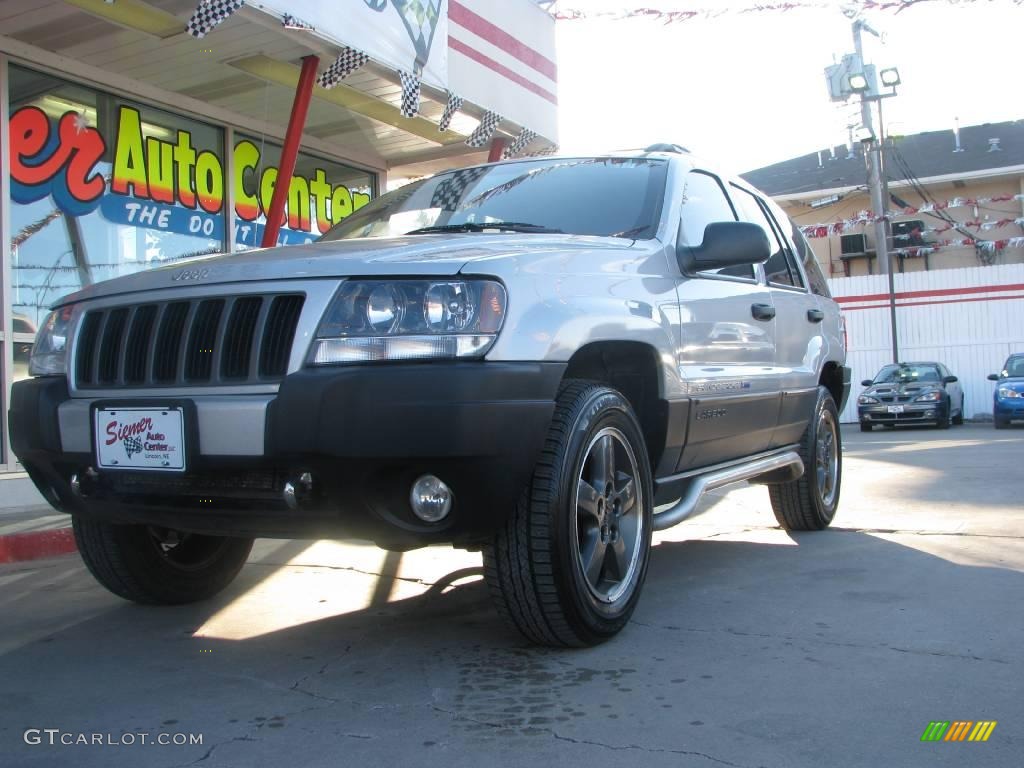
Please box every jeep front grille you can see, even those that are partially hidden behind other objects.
[75,294,305,388]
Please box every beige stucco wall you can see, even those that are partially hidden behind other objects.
[778,174,1024,278]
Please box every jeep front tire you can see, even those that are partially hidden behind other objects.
[483,381,653,647]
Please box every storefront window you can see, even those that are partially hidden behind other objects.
[234,134,374,249]
[7,65,225,331]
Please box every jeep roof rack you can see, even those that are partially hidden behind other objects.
[643,143,691,154]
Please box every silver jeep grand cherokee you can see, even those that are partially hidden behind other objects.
[11,146,850,647]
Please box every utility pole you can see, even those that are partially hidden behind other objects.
[852,18,899,363]
[853,21,890,279]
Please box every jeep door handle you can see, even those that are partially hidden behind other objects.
[751,303,776,321]
[807,309,825,323]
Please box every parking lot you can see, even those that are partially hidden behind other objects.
[1,423,1021,768]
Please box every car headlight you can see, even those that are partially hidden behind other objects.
[914,391,942,402]
[857,395,879,405]
[997,387,1022,399]
[28,306,74,376]
[311,280,507,364]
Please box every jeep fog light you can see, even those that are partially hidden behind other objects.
[410,475,452,522]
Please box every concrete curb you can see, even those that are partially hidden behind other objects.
[0,528,77,564]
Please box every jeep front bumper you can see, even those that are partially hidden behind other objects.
[10,362,565,550]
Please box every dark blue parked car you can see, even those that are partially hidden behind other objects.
[988,353,1024,429]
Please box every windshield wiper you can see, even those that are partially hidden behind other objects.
[610,225,652,239]
[405,221,562,235]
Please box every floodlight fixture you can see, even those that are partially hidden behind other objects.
[879,67,901,87]
[848,73,869,92]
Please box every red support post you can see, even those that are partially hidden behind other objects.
[487,137,506,163]
[261,55,320,248]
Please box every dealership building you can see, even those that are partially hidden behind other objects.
[0,0,558,486]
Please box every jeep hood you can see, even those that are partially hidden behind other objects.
[55,234,640,306]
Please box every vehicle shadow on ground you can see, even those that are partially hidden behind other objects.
[2,527,1021,767]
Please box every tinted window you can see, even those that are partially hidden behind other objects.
[679,171,736,246]
[679,172,754,279]
[319,158,668,241]
[730,186,795,286]
[791,222,831,297]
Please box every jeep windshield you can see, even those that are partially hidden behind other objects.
[318,158,668,241]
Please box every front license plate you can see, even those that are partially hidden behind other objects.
[95,407,186,472]
[887,405,905,414]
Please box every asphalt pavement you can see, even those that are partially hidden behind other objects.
[1,423,1021,767]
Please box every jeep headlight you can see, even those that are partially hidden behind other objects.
[28,306,74,376]
[311,280,507,364]
[997,387,1022,399]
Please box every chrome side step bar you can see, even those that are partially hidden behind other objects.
[652,449,804,532]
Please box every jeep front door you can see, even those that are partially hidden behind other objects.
[672,170,779,471]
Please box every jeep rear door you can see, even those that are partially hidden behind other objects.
[672,170,780,471]
[738,190,825,447]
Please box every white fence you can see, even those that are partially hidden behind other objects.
[827,263,1024,423]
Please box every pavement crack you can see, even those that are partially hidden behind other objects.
[247,560,434,585]
[289,680,342,704]
[176,735,259,766]
[629,621,1008,664]
[431,704,752,766]
[550,731,750,766]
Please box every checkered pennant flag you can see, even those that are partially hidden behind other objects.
[399,69,422,118]
[438,91,463,132]
[465,111,503,149]
[281,13,313,31]
[122,436,143,460]
[525,144,559,157]
[318,48,369,89]
[430,167,489,211]
[186,0,244,38]
[503,128,538,158]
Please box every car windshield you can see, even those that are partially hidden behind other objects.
[318,158,668,241]
[1003,357,1024,377]
[873,364,941,384]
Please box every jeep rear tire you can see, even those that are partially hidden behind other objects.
[73,517,253,604]
[769,386,841,531]
[483,381,653,647]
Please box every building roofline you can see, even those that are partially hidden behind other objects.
[774,163,1024,203]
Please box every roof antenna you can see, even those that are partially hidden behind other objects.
[953,117,965,153]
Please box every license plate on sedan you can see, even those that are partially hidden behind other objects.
[886,405,905,414]
[95,407,186,471]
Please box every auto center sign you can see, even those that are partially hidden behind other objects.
[8,104,370,246]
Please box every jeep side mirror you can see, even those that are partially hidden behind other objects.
[942,375,958,384]
[678,221,770,274]
[861,379,873,387]
[987,373,1000,381]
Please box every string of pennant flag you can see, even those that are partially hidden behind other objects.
[799,195,1024,238]
[888,237,1024,258]
[184,1,549,157]
[550,0,1024,23]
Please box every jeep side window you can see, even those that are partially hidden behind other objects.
[729,185,800,288]
[790,221,832,298]
[761,197,809,292]
[680,171,754,280]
